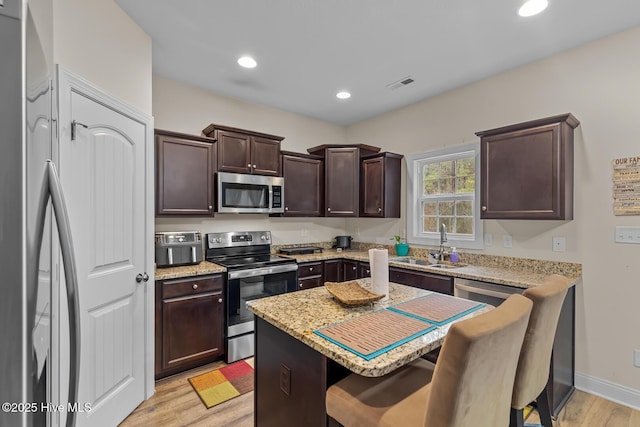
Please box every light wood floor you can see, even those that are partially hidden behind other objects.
[120,359,640,427]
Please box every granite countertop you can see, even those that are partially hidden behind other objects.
[154,247,581,289]
[155,260,225,280]
[247,278,492,377]
[282,249,581,289]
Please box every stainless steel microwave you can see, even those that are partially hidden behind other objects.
[217,172,284,213]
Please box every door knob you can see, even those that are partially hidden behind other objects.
[136,273,149,283]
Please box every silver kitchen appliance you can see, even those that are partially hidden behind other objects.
[205,231,298,363]
[1,1,81,426]
[155,231,203,267]
[216,171,284,214]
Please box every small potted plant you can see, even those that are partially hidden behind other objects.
[392,235,409,256]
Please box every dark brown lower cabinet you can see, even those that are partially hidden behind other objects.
[342,260,359,281]
[389,267,454,295]
[155,274,224,379]
[358,262,371,278]
[323,259,342,282]
[297,261,324,290]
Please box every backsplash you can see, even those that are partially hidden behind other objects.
[274,241,582,279]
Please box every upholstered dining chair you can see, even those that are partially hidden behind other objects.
[510,274,570,427]
[326,294,533,427]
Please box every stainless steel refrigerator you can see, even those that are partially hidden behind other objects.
[1,1,80,426]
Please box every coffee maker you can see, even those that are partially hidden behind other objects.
[333,235,352,250]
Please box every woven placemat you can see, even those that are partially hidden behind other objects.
[314,309,435,360]
[389,293,484,325]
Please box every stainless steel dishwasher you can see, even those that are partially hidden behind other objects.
[453,277,523,306]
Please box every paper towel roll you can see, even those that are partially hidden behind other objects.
[369,248,389,300]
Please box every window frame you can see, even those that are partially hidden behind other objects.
[406,142,483,249]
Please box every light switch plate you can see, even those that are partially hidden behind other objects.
[615,227,640,244]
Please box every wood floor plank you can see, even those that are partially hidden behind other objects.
[121,360,640,427]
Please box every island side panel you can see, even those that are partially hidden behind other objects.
[255,317,349,427]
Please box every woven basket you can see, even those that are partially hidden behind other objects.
[325,281,384,306]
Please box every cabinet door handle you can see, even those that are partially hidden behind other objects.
[218,298,223,303]
[285,207,289,211]
[247,163,252,168]
[378,207,382,212]
[253,164,257,168]
[327,207,331,212]
[299,283,304,288]
[192,284,198,290]
[482,206,487,211]
[352,266,357,270]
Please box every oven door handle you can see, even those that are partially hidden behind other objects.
[228,263,298,280]
[454,283,514,300]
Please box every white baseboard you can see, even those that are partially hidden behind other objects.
[575,373,640,411]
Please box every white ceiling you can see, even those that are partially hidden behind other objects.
[115,0,640,126]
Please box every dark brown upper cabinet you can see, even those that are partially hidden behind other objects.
[202,123,283,176]
[476,113,579,220]
[155,129,217,216]
[280,151,324,217]
[308,144,380,217]
[360,152,403,218]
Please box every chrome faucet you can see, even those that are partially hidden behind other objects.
[429,223,449,263]
[440,223,447,246]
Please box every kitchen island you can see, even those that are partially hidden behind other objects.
[247,279,491,427]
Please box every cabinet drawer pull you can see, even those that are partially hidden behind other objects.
[192,284,198,290]
[309,267,313,272]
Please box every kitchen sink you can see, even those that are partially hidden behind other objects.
[429,262,467,269]
[389,257,466,269]
[389,257,430,266]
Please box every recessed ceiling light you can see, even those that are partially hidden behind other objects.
[238,56,257,69]
[518,0,548,17]
[336,91,351,99]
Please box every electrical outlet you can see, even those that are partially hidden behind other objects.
[552,236,566,252]
[615,227,640,244]
[634,350,640,368]
[484,233,493,246]
[503,235,512,248]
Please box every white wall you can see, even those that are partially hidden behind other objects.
[346,27,640,406]
[52,0,152,115]
[153,76,349,242]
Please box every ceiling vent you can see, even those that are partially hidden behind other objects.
[386,76,415,91]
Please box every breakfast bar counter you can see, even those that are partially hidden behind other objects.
[247,280,491,427]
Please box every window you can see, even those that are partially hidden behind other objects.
[406,143,483,249]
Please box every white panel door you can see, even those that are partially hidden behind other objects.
[60,89,147,427]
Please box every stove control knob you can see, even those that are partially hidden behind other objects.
[261,235,269,241]
[216,237,222,243]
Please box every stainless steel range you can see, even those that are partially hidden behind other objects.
[206,231,298,363]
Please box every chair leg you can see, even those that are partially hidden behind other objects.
[510,408,524,427]
[536,386,554,427]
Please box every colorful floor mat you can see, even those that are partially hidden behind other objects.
[188,360,254,409]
